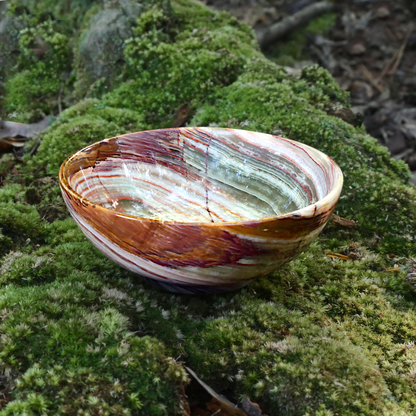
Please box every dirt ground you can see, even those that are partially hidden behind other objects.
[204,0,416,183]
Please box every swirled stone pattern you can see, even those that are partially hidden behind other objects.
[59,128,343,294]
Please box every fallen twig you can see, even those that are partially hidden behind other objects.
[385,27,398,42]
[402,67,416,74]
[385,265,400,273]
[354,0,393,3]
[376,50,399,83]
[30,136,43,157]
[256,1,337,48]
[388,25,415,75]
[58,85,63,115]
[325,250,353,261]
[377,26,415,83]
[359,64,384,93]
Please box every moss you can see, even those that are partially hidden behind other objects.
[0,202,46,245]
[191,64,415,254]
[0,14,26,86]
[6,0,101,29]
[0,0,111,121]
[1,0,416,415]
[0,278,188,415]
[72,0,143,100]
[0,183,25,203]
[1,17,71,122]
[54,99,145,131]
[267,13,337,65]
[0,232,13,257]
[27,115,127,176]
[147,243,416,415]
[103,1,257,128]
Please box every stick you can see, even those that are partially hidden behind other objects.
[385,27,398,42]
[256,1,337,48]
[376,49,399,83]
[58,85,63,115]
[30,136,42,157]
[359,64,384,93]
[377,26,414,83]
[388,25,415,75]
[354,0,393,3]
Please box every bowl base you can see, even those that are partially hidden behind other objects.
[140,277,250,295]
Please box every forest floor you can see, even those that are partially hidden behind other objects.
[204,0,416,183]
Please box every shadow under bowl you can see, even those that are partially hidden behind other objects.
[59,127,343,294]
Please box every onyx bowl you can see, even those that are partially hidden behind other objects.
[59,127,343,294]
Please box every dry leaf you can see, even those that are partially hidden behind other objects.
[325,250,353,261]
[331,214,357,227]
[206,397,247,416]
[190,406,211,416]
[0,117,52,149]
[185,367,247,416]
[241,398,264,416]
[172,103,191,127]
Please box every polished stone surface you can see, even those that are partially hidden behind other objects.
[59,128,343,293]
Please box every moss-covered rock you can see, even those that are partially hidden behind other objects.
[1,0,416,415]
[73,0,143,99]
[0,14,25,84]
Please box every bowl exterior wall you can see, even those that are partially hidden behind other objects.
[60,186,336,294]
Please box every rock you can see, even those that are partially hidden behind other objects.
[410,171,416,186]
[74,0,143,98]
[406,260,416,286]
[326,104,364,127]
[242,398,263,416]
[348,42,366,56]
[375,6,390,19]
[0,15,25,81]
[349,80,374,104]
[385,124,408,155]
[394,107,416,141]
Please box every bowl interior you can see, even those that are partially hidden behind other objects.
[64,128,340,223]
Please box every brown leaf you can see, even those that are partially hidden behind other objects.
[326,108,363,128]
[172,103,191,127]
[331,214,357,228]
[0,142,13,152]
[0,116,52,149]
[185,367,247,416]
[190,406,211,416]
[241,398,263,416]
[30,35,50,59]
[206,398,247,416]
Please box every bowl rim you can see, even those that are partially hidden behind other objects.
[59,127,344,226]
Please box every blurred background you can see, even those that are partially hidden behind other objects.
[203,0,416,183]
